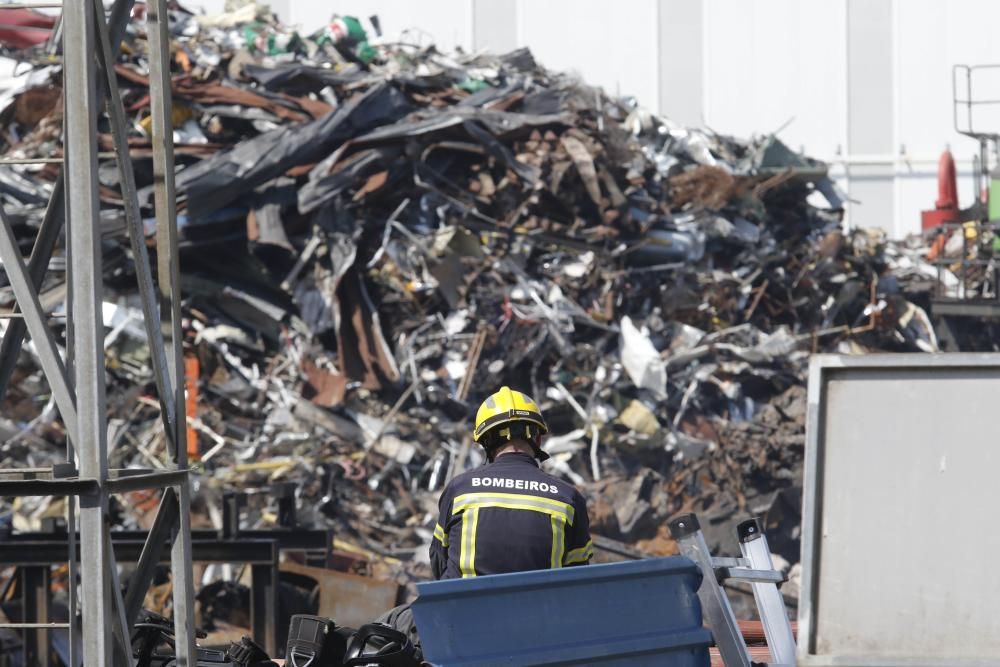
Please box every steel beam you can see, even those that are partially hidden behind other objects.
[0,203,78,445]
[251,542,280,656]
[930,298,1000,318]
[64,0,113,662]
[0,538,283,565]
[105,468,189,494]
[105,529,138,667]
[147,0,183,462]
[0,3,159,665]
[0,466,187,495]
[22,566,50,667]
[0,477,98,496]
[67,6,136,660]
[66,492,77,667]
[64,164,79,667]
[123,488,179,631]
[92,0,177,441]
[230,528,334,557]
[8,527,334,556]
[0,176,64,404]
[106,0,137,49]
[147,0,196,660]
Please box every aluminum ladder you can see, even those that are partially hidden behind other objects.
[669,513,796,667]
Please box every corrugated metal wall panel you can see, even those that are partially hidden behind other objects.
[516,0,659,105]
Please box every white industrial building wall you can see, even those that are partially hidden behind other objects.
[191,0,1000,239]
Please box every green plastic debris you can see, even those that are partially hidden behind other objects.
[242,23,260,51]
[330,16,367,42]
[324,16,376,64]
[457,78,489,93]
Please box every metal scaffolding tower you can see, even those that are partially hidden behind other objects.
[0,0,196,664]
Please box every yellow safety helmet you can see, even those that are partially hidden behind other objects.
[473,387,549,460]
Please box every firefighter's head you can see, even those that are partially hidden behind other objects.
[473,387,549,462]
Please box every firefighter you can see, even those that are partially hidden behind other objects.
[430,386,593,579]
[374,387,593,656]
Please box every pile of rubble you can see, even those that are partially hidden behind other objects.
[0,4,949,604]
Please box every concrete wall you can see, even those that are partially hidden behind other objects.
[188,0,1000,238]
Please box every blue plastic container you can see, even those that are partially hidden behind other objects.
[411,556,711,666]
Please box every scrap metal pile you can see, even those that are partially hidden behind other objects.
[0,6,946,590]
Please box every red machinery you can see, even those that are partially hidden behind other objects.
[921,149,961,231]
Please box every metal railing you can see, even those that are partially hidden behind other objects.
[929,221,1000,302]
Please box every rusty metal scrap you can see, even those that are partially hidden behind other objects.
[0,5,960,635]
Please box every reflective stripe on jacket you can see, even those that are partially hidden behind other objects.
[429,451,592,579]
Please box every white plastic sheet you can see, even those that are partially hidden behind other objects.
[619,316,667,399]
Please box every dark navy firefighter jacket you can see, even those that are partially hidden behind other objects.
[430,451,593,579]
